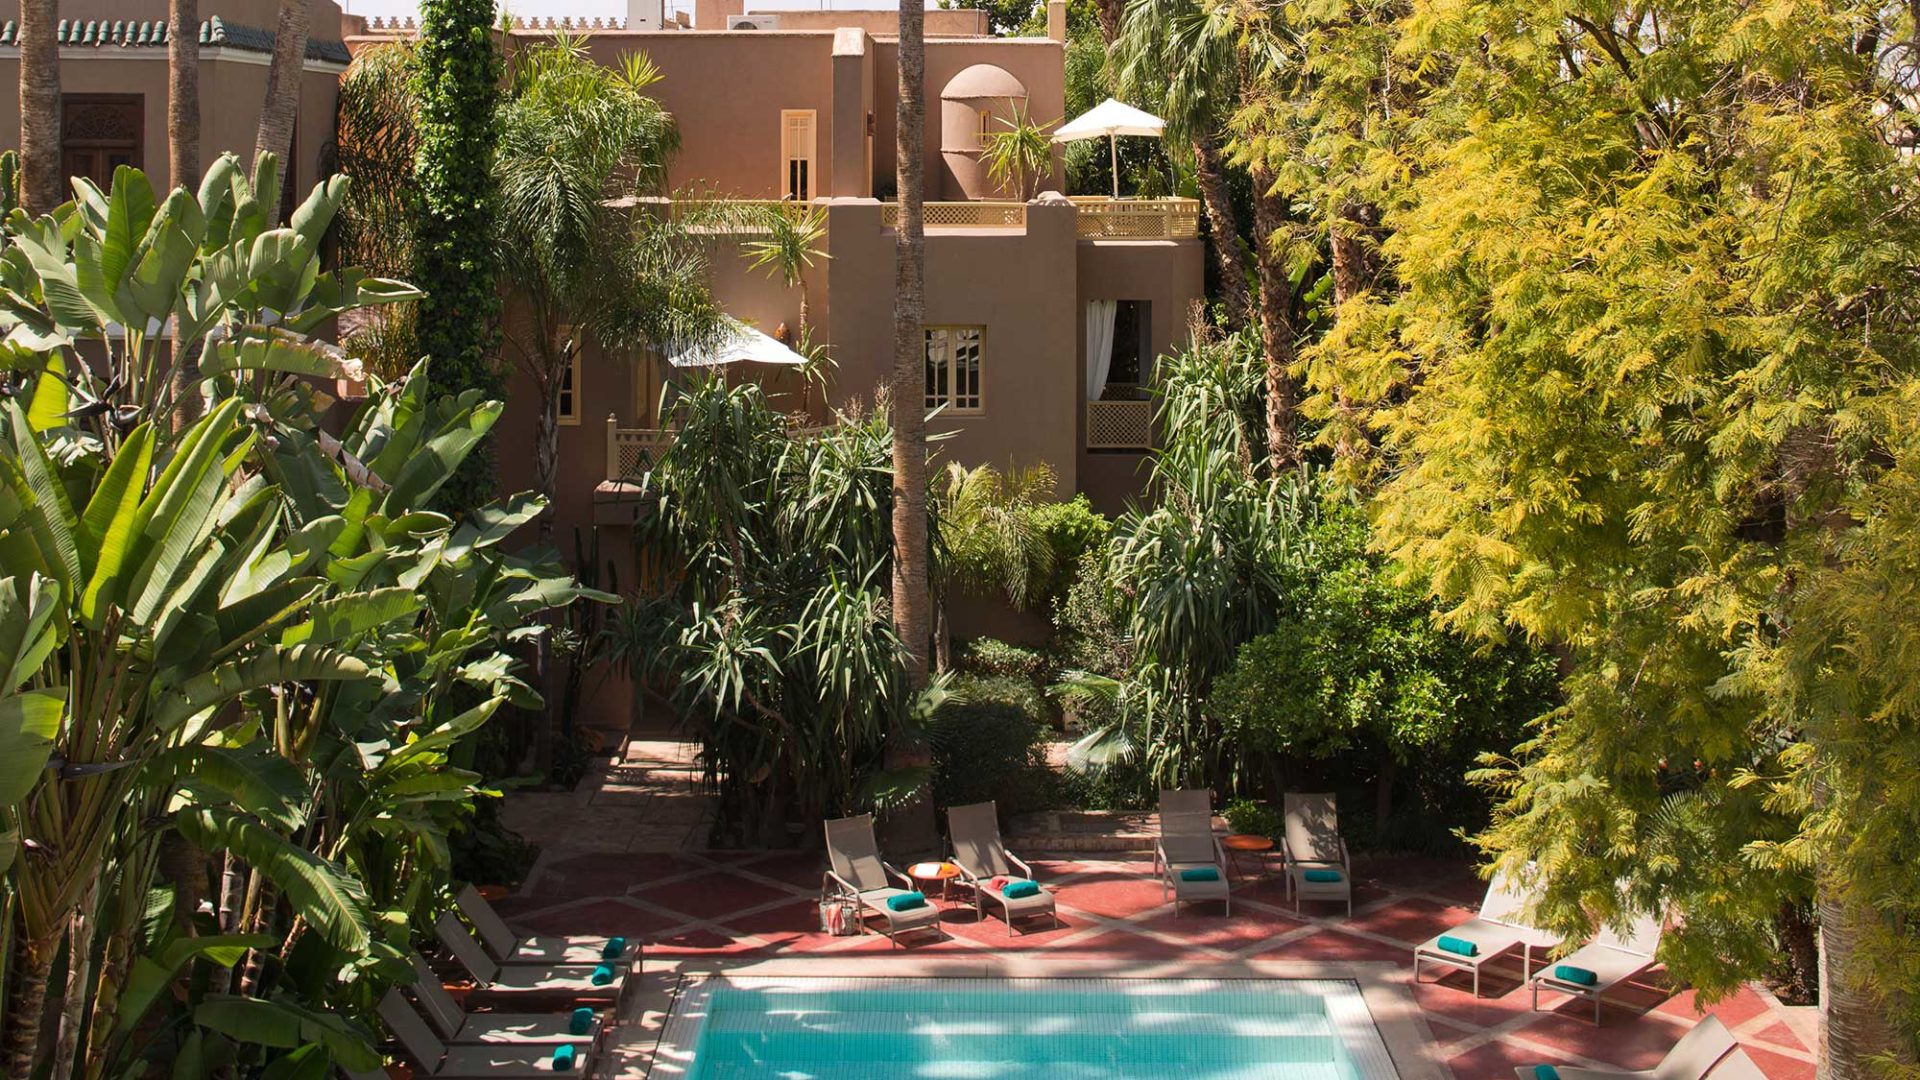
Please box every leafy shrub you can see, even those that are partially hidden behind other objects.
[1223,798,1281,839]
[929,675,1053,817]
[1027,495,1110,602]
[960,637,1050,683]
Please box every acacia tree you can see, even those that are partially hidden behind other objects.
[1315,1,1920,1072]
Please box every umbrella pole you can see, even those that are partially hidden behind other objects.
[1110,133,1120,199]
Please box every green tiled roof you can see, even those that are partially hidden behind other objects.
[0,16,350,64]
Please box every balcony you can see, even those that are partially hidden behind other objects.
[871,197,1200,238]
[1085,398,1153,451]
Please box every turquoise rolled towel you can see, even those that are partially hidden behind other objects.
[886,891,928,911]
[1554,964,1598,986]
[551,1045,577,1071]
[569,1006,594,1036]
[590,963,614,986]
[1533,1066,1559,1080]
[1002,880,1041,899]
[1303,869,1342,883]
[1179,867,1219,882]
[1436,934,1478,957]
[601,935,626,959]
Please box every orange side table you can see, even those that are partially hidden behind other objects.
[1222,834,1275,883]
[907,861,963,905]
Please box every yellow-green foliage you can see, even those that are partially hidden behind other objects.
[1298,0,1920,1038]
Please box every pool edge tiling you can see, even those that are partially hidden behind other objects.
[647,976,1401,1080]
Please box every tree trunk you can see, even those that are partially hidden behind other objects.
[1191,134,1252,330]
[534,376,561,545]
[890,0,931,690]
[798,281,810,341]
[1095,0,1121,43]
[1328,199,1380,306]
[884,0,938,859]
[1774,899,1819,1005]
[52,874,102,1080]
[17,0,62,214]
[1373,755,1396,845]
[168,0,201,191]
[1815,871,1909,1080]
[1248,167,1298,471]
[253,0,313,225]
[3,930,58,1079]
[216,853,245,932]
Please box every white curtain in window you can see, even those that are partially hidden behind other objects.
[1085,300,1118,400]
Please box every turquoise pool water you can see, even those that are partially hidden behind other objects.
[675,978,1385,1080]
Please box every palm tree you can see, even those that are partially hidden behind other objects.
[492,38,728,547]
[254,0,312,223]
[742,204,829,340]
[168,0,200,188]
[17,0,61,213]
[979,102,1056,201]
[1113,0,1252,327]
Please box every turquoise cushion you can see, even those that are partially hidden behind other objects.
[1533,1067,1560,1080]
[887,891,928,911]
[1002,879,1041,899]
[551,1045,577,1072]
[1303,868,1343,883]
[1554,964,1598,986]
[1436,934,1478,957]
[569,1006,593,1036]
[590,963,614,986]
[601,935,626,960]
[1179,866,1220,882]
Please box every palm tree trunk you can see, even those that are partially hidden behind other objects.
[1328,199,1379,306]
[1191,134,1251,329]
[1248,166,1298,471]
[3,929,59,1078]
[168,0,200,190]
[534,375,561,546]
[17,0,62,214]
[1815,865,1909,1079]
[885,0,939,858]
[254,0,313,225]
[890,0,931,689]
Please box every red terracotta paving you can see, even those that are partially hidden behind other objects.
[490,847,1808,1080]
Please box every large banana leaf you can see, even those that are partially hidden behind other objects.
[112,934,275,1039]
[175,809,370,952]
[0,688,62,805]
[192,995,379,1069]
[0,573,61,687]
[150,646,372,734]
[169,744,310,832]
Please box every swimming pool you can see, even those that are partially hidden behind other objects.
[655,976,1398,1079]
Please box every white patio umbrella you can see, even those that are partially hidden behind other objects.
[1053,97,1167,199]
[666,318,808,368]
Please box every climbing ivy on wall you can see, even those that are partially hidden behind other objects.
[410,0,504,511]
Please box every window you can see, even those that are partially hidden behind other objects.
[1104,301,1150,393]
[781,110,815,201]
[924,326,983,413]
[979,109,992,147]
[61,95,143,191]
[557,352,582,426]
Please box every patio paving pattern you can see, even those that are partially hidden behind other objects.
[494,843,1815,1079]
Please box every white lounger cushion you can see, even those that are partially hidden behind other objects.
[1417,917,1527,964]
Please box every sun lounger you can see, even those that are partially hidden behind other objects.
[1159,788,1214,831]
[378,990,598,1078]
[456,885,640,967]
[947,801,1059,935]
[1283,792,1352,916]
[407,955,606,1048]
[1529,909,1664,1024]
[1415,867,1563,996]
[823,814,945,947]
[1157,827,1231,915]
[1512,1016,1760,1080]
[435,913,627,1006]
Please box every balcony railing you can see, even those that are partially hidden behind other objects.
[1085,399,1154,450]
[603,415,829,483]
[1070,197,1201,240]
[880,201,1029,229]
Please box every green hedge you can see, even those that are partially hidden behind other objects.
[929,675,1053,817]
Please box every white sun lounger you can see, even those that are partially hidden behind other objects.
[378,990,597,1078]
[1530,909,1664,1024]
[435,913,628,1006]
[948,801,1059,935]
[1414,867,1563,996]
[823,814,945,947]
[1283,793,1353,916]
[407,955,606,1048]
[1512,1016,1764,1080]
[456,885,640,967]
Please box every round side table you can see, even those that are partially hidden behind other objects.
[906,861,963,906]
[1222,834,1275,883]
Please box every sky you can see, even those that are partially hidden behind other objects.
[338,0,903,19]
